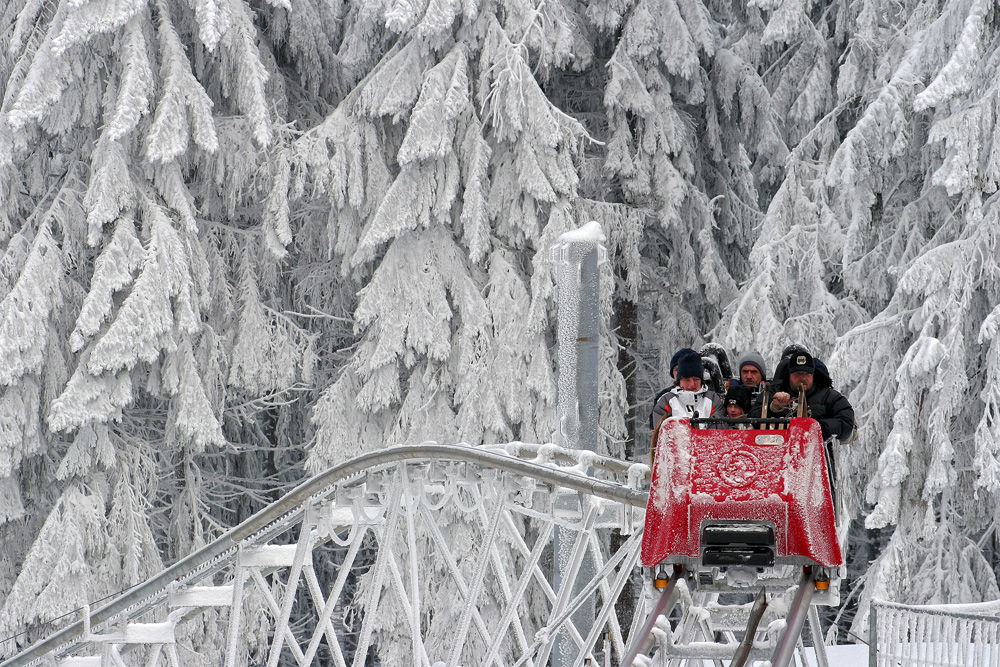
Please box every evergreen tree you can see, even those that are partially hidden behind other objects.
[6,0,1000,657]
[716,0,1000,631]
[0,0,315,653]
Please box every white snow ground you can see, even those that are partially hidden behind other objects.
[745,643,868,666]
[799,643,868,665]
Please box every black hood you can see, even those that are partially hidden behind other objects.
[771,355,832,393]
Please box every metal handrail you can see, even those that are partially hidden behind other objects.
[689,417,793,426]
[871,598,1000,621]
[3,443,648,667]
[480,442,649,478]
[870,597,1000,667]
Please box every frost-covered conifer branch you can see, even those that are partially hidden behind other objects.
[1,0,58,113]
[147,0,219,161]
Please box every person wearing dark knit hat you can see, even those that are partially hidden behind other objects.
[722,384,754,430]
[723,385,753,417]
[769,343,809,389]
[669,347,698,380]
[736,351,768,389]
[649,350,723,429]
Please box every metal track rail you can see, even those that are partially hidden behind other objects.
[770,567,816,667]
[620,566,684,667]
[3,443,648,667]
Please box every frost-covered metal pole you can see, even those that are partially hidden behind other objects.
[551,220,604,452]
[551,221,605,666]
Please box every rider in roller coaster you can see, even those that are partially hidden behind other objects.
[651,344,855,475]
[649,350,723,429]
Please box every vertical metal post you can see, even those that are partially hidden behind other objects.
[770,568,816,667]
[869,602,878,667]
[808,605,830,667]
[551,222,605,667]
[551,221,603,452]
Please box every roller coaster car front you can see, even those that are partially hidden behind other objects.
[641,417,842,575]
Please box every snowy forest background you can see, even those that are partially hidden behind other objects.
[1,0,1000,658]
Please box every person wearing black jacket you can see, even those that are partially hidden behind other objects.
[753,351,854,441]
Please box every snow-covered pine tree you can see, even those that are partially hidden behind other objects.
[0,0,322,655]
[303,4,600,467]
[716,0,1000,633]
[294,4,611,663]
[829,0,1000,627]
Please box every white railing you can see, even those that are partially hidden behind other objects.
[870,598,1000,666]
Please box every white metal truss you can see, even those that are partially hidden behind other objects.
[3,443,649,667]
[626,567,835,667]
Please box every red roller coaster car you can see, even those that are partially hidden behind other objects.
[641,416,842,572]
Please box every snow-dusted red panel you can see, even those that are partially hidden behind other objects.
[641,417,842,568]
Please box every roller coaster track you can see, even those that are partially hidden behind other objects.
[2,443,651,667]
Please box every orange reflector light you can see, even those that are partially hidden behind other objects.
[654,570,669,589]
[815,579,829,590]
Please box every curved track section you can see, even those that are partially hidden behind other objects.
[3,443,649,667]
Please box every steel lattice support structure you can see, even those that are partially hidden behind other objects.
[2,443,649,667]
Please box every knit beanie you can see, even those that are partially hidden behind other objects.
[737,351,768,379]
[675,350,703,381]
[788,351,815,374]
[669,348,698,377]
[724,385,753,414]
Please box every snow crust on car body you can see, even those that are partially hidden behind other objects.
[643,417,842,568]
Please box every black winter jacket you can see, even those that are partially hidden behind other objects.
[751,362,855,441]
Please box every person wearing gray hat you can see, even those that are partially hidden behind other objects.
[736,351,768,389]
